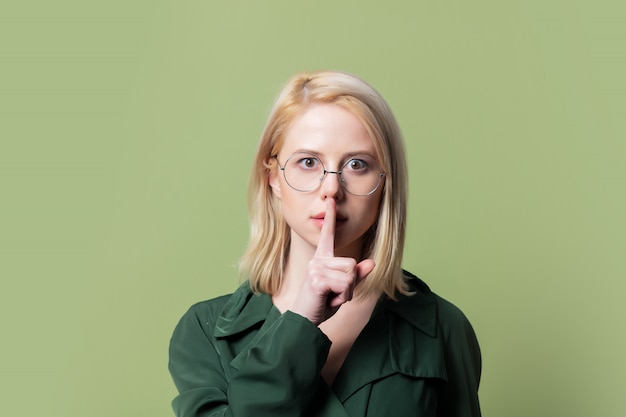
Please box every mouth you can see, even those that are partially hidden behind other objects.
[312,212,348,225]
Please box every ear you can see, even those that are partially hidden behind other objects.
[268,168,282,199]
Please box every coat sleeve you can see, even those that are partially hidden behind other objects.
[436,297,482,417]
[169,304,332,417]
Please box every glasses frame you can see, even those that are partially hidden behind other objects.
[273,152,386,196]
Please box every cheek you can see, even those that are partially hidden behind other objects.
[277,187,310,224]
[368,191,384,219]
[354,196,383,235]
[277,185,299,207]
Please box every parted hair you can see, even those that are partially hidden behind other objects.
[239,70,409,299]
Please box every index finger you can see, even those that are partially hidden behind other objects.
[315,198,335,257]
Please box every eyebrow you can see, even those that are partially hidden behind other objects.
[291,148,377,159]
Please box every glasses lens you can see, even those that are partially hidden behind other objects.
[340,157,384,195]
[282,153,385,195]
[283,153,325,192]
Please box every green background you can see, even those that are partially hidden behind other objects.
[1,1,624,416]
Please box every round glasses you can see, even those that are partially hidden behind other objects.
[275,152,386,196]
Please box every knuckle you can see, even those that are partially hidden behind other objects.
[307,272,331,293]
[347,258,357,270]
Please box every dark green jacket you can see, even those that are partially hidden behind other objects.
[169,272,481,417]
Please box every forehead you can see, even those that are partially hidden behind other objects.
[280,103,375,158]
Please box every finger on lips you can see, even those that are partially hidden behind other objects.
[315,198,335,258]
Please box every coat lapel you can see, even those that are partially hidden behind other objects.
[331,276,448,402]
[308,382,352,417]
[331,308,394,402]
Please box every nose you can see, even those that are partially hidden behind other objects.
[320,169,344,200]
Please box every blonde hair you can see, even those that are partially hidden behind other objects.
[239,71,409,299]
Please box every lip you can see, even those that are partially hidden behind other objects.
[311,212,348,226]
[312,211,348,220]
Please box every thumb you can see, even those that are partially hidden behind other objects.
[356,259,375,283]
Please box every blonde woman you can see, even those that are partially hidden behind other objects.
[169,71,482,416]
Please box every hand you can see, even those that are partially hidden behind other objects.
[291,199,375,325]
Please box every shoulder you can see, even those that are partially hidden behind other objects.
[174,281,276,340]
[173,293,233,340]
[174,281,254,335]
[434,292,476,335]
[182,294,233,322]
[381,271,481,383]
[396,270,479,339]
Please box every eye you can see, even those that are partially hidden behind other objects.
[296,156,321,170]
[345,158,369,172]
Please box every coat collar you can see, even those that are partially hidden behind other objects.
[384,270,438,338]
[213,281,275,338]
[213,273,448,402]
[213,271,437,338]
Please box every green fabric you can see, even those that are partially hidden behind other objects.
[168,272,481,417]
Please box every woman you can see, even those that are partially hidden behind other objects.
[169,71,482,416]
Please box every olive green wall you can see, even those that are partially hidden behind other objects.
[2,1,624,416]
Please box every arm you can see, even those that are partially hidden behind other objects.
[169,305,331,417]
[436,298,482,417]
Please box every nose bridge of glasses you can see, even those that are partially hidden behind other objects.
[321,168,345,187]
[323,168,342,176]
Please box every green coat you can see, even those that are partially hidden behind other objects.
[169,272,481,416]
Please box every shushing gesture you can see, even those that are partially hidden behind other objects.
[291,199,376,325]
